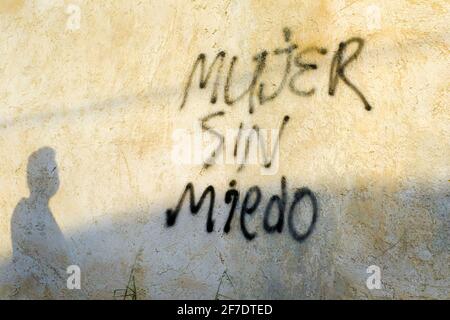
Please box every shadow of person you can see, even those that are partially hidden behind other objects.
[9,147,70,299]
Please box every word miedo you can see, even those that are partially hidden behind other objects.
[165,176,318,243]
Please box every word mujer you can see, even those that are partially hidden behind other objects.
[180,27,372,113]
[165,177,318,243]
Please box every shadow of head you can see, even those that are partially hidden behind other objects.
[26,147,59,200]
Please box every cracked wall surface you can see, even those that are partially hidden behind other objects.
[0,0,448,299]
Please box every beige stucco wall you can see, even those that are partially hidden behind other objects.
[0,0,448,299]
